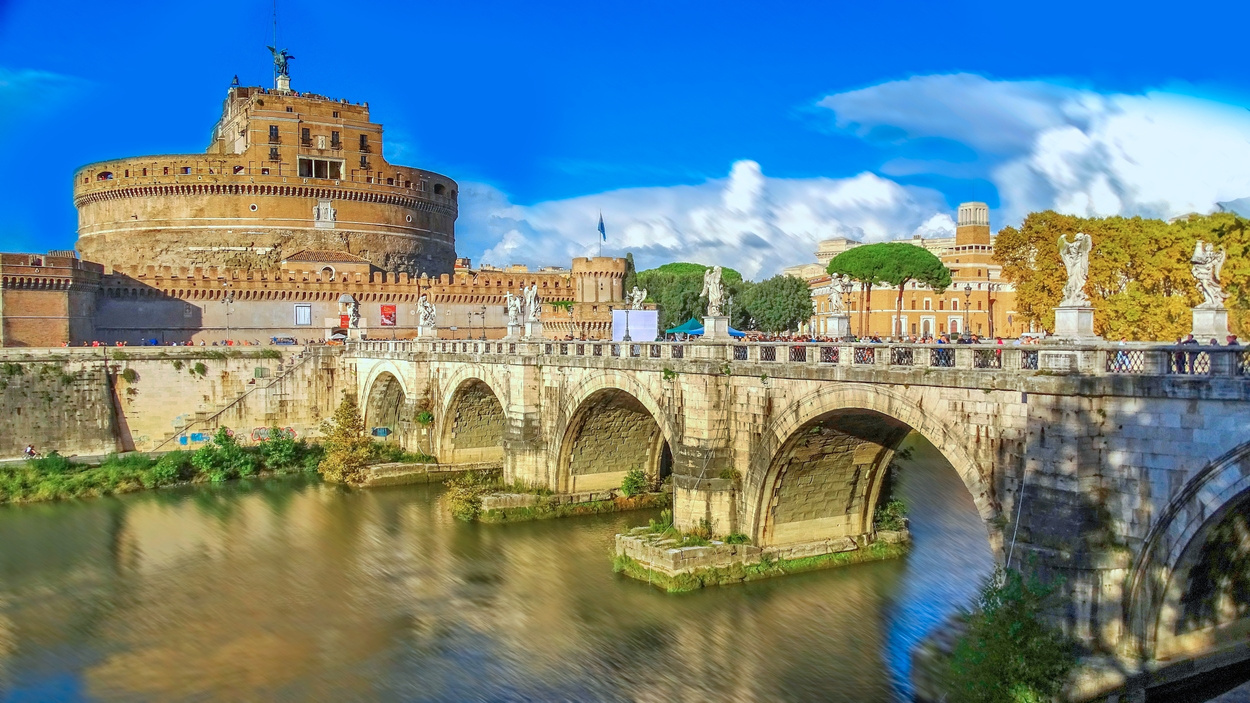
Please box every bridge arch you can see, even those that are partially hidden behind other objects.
[1125,440,1250,660]
[435,365,510,465]
[745,383,1001,552]
[554,371,676,494]
[362,370,406,436]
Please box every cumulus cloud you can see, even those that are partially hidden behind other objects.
[818,73,1250,225]
[459,161,953,279]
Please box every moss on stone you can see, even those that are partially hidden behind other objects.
[613,539,909,593]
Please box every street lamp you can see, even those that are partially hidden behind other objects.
[477,305,487,340]
[987,283,1000,339]
[962,283,972,341]
[622,305,632,342]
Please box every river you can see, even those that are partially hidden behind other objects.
[0,432,994,702]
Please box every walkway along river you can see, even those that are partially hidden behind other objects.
[0,432,992,702]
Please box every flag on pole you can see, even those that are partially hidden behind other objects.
[598,212,606,242]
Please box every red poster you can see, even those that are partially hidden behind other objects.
[380,304,397,326]
[339,314,350,329]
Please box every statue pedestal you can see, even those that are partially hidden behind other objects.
[505,323,522,340]
[1192,307,1230,342]
[829,315,851,340]
[416,325,437,339]
[703,316,730,341]
[275,74,291,92]
[1053,306,1098,341]
[523,320,544,340]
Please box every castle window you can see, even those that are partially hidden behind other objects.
[142,168,148,176]
[261,168,270,175]
[97,171,114,180]
[269,147,280,161]
[359,134,370,152]
[294,304,312,326]
[286,106,293,113]
[124,170,129,177]
[332,111,339,118]
[234,165,245,175]
[180,167,191,175]
[268,125,280,143]
[360,155,370,168]
[386,178,394,185]
[300,127,311,146]
[434,184,445,195]
[163,167,169,175]
[330,131,341,149]
[298,157,342,179]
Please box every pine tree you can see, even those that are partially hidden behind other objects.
[318,395,372,483]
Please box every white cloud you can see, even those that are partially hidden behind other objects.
[458,161,953,280]
[818,74,1250,225]
[0,67,88,129]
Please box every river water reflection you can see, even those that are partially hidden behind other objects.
[0,432,993,702]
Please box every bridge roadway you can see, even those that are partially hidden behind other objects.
[345,337,1250,691]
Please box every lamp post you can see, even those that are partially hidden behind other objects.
[987,283,999,339]
[479,305,487,340]
[622,306,632,342]
[840,279,854,341]
[962,283,972,341]
[221,282,235,345]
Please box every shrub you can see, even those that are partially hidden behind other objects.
[944,568,1077,703]
[620,468,649,497]
[444,472,493,521]
[258,348,282,359]
[192,362,208,376]
[121,368,138,383]
[259,427,299,470]
[191,428,257,482]
[724,532,750,544]
[415,410,434,426]
[172,359,184,370]
[874,499,908,531]
[318,395,372,483]
[718,467,742,481]
[143,451,193,487]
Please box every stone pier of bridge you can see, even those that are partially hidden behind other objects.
[345,337,1250,696]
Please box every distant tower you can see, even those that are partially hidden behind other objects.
[955,202,991,247]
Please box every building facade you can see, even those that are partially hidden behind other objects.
[75,77,457,276]
[800,202,1024,339]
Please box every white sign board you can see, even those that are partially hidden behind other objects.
[612,309,659,342]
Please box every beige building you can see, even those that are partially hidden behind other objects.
[74,74,457,275]
[797,203,1023,339]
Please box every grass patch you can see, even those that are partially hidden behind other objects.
[368,441,437,465]
[0,430,324,505]
[481,492,670,523]
[613,540,909,593]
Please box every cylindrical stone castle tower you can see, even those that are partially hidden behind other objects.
[74,79,456,275]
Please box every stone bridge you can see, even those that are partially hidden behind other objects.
[345,337,1250,690]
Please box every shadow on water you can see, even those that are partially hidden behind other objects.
[0,442,994,703]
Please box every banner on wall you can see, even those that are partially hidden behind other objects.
[339,314,350,329]
[611,309,659,342]
[380,304,397,326]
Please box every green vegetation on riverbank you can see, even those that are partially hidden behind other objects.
[613,540,910,593]
[0,428,323,504]
[443,471,669,522]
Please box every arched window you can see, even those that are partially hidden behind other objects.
[97,171,114,181]
[434,184,445,195]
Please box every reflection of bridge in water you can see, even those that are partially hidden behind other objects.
[348,338,1250,696]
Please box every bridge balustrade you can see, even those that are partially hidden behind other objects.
[820,346,839,364]
[789,345,807,363]
[890,347,914,366]
[672,344,684,359]
[760,346,777,362]
[853,346,875,365]
[973,348,1003,369]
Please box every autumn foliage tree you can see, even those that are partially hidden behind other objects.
[318,394,373,483]
[993,211,1250,341]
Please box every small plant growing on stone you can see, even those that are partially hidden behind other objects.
[620,467,649,497]
[317,395,372,484]
[2,363,24,377]
[121,368,139,383]
[661,367,678,382]
[724,532,750,545]
[415,410,434,426]
[717,467,741,482]
[172,359,184,370]
[720,362,732,376]
[874,499,908,531]
[192,362,208,377]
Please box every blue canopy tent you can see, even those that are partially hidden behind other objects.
[664,318,746,338]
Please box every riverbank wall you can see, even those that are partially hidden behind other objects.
[0,347,347,459]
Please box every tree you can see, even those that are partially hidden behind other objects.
[743,274,813,333]
[623,252,637,295]
[636,263,745,332]
[827,245,895,336]
[944,568,1076,703]
[876,242,952,337]
[993,211,1249,340]
[318,394,373,483]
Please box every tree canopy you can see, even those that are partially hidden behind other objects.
[828,243,944,335]
[742,274,813,333]
[636,263,746,331]
[622,252,637,294]
[993,211,1250,340]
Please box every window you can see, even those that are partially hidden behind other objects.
[360,155,370,168]
[124,170,129,177]
[924,298,931,310]
[233,165,245,174]
[332,111,339,118]
[952,299,959,311]
[269,147,280,161]
[286,106,293,112]
[386,177,394,185]
[180,166,191,175]
[331,130,341,148]
[301,127,311,145]
[434,183,445,195]
[142,168,148,176]
[359,134,369,151]
[163,167,169,175]
[97,171,114,180]
[298,157,343,179]
[294,304,312,326]
[261,167,270,175]
[977,301,982,310]
[268,125,279,143]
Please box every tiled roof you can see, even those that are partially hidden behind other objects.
[282,250,368,263]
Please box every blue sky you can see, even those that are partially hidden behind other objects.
[3,0,1250,277]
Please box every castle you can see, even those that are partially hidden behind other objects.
[0,66,626,346]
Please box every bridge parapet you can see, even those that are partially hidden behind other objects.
[346,339,1250,383]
